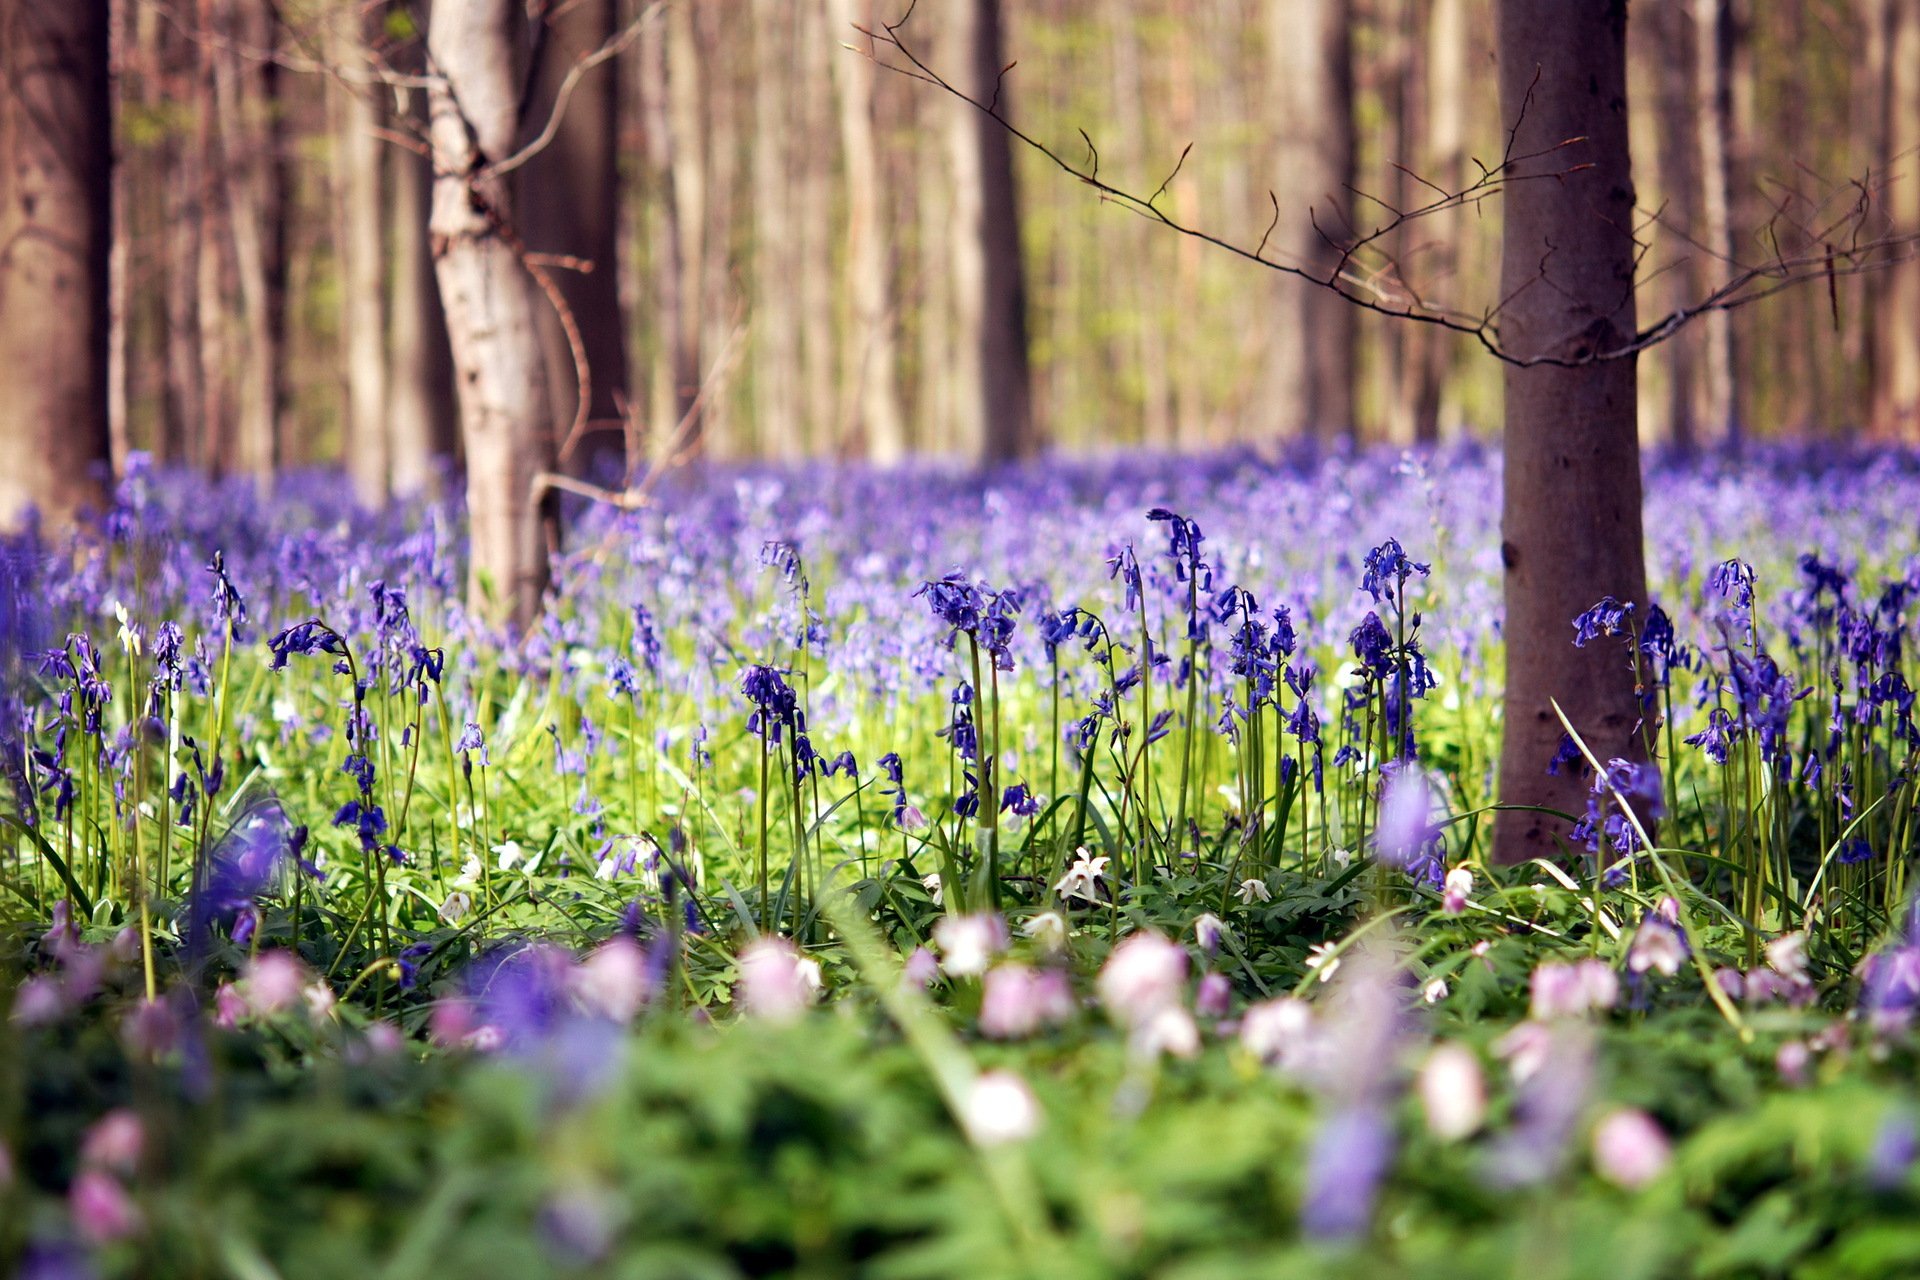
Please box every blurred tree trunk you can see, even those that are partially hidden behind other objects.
[213,0,286,484]
[1694,0,1741,449]
[381,4,455,496]
[831,0,906,464]
[947,0,1034,465]
[1645,0,1701,454]
[195,70,234,477]
[0,0,112,529]
[797,1,837,457]
[521,0,631,484]
[427,0,556,629]
[1412,0,1467,444]
[387,110,457,496]
[695,1,739,457]
[159,8,200,469]
[106,0,129,472]
[1167,6,1206,450]
[1492,0,1649,864]
[751,0,800,460]
[915,63,955,456]
[1262,0,1355,445]
[329,6,389,506]
[641,2,698,460]
[1874,0,1920,440]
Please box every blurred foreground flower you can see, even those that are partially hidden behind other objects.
[961,1070,1041,1146]
[1591,1108,1671,1189]
[737,938,821,1023]
[1419,1044,1486,1141]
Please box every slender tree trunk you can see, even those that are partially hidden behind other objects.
[1875,0,1920,439]
[917,72,955,457]
[0,0,112,529]
[1492,0,1649,864]
[427,1,556,629]
[641,6,694,463]
[832,0,907,464]
[1645,0,1701,454]
[159,7,200,469]
[521,0,631,483]
[947,0,1033,465]
[1412,0,1467,444]
[695,1,738,457]
[329,6,389,506]
[213,0,285,484]
[106,0,129,473]
[1262,0,1355,444]
[750,0,800,460]
[795,1,837,457]
[387,112,457,496]
[1694,0,1740,448]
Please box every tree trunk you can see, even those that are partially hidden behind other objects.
[1412,0,1467,444]
[695,0,740,458]
[1875,0,1920,439]
[1694,0,1741,448]
[946,0,1034,465]
[750,0,800,460]
[1492,0,1649,864]
[329,6,389,506]
[387,111,457,496]
[159,6,200,470]
[1644,0,1701,454]
[831,0,907,464]
[1262,0,1355,445]
[0,0,112,529]
[521,0,631,484]
[213,0,285,484]
[427,0,556,629]
[796,1,837,457]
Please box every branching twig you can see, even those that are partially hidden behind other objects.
[857,7,1920,370]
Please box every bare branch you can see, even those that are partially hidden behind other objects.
[856,6,1920,371]
[1148,142,1193,209]
[487,2,663,179]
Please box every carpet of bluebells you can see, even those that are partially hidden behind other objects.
[10,446,1920,1277]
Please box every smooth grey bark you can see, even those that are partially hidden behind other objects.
[427,1,557,629]
[946,0,1033,464]
[0,0,112,530]
[1261,0,1354,443]
[1491,0,1650,863]
[521,0,632,484]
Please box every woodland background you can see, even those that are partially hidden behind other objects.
[92,0,1920,505]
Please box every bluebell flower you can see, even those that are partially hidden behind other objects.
[1839,838,1876,865]
[1572,595,1635,647]
[1300,1106,1393,1240]
[1360,537,1429,605]
[1349,612,1393,678]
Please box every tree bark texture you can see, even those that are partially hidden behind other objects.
[329,6,390,506]
[1262,0,1355,444]
[0,0,113,530]
[831,0,907,464]
[1492,0,1650,864]
[521,0,632,484]
[427,1,556,629]
[946,0,1034,465]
